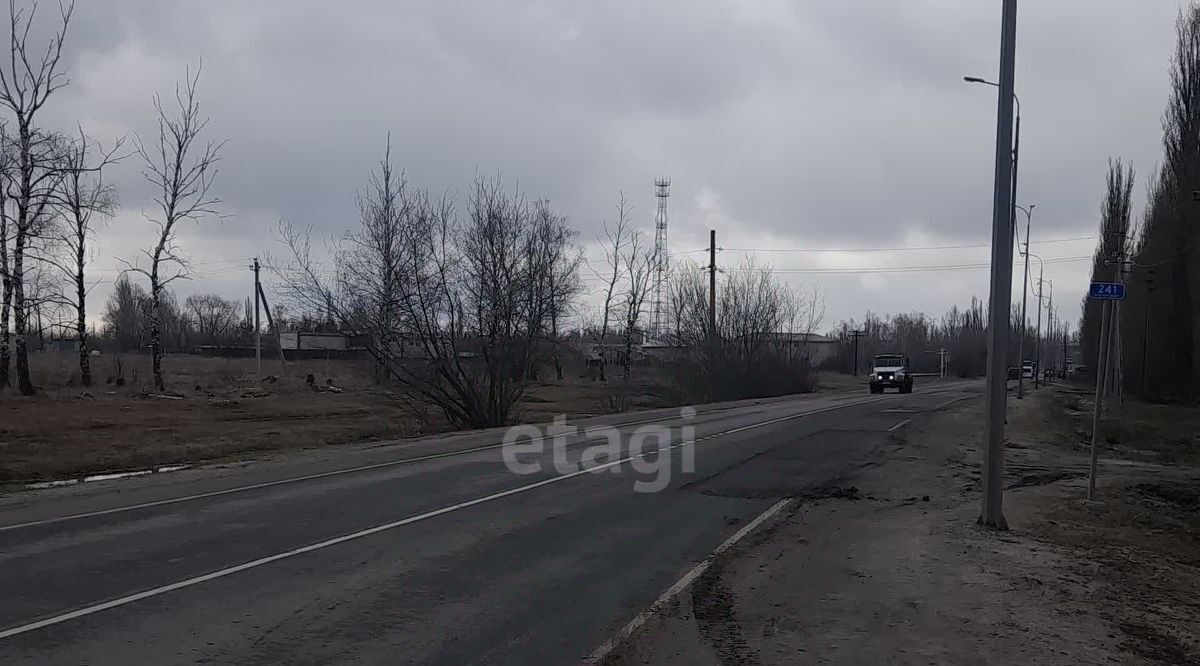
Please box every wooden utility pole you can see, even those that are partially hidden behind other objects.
[850,330,865,376]
[708,229,717,338]
[253,257,262,376]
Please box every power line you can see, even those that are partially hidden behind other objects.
[724,255,1092,275]
[722,235,1096,254]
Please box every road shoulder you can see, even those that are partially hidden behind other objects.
[604,388,1200,665]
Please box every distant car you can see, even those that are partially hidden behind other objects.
[1021,362,1035,380]
[1007,367,1020,380]
[869,353,913,394]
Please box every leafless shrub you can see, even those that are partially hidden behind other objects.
[275,143,579,429]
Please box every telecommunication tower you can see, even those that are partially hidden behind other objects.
[652,177,671,336]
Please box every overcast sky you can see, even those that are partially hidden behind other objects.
[29,0,1186,330]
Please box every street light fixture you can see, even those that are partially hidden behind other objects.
[965,77,1022,238]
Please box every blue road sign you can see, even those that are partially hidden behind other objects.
[1089,282,1126,300]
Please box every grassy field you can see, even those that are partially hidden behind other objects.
[0,354,422,484]
[0,353,852,484]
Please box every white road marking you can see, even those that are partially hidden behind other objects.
[888,419,912,433]
[582,497,796,665]
[0,410,720,533]
[935,395,972,410]
[3,388,945,533]
[0,393,913,639]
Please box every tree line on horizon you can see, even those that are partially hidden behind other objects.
[1083,5,1200,402]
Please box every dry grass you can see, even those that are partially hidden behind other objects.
[1018,383,1200,465]
[1026,483,1200,664]
[0,354,421,483]
[1,354,833,483]
[1005,385,1200,664]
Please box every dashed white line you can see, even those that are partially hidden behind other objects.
[888,419,912,433]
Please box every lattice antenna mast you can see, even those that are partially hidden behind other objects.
[652,177,671,336]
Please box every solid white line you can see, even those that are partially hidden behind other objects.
[581,498,796,665]
[0,394,898,639]
[0,453,641,640]
[888,419,912,433]
[0,410,717,533]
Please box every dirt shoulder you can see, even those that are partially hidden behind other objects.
[606,384,1200,665]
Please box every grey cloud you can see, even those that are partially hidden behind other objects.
[18,0,1187,324]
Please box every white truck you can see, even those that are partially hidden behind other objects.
[869,353,913,394]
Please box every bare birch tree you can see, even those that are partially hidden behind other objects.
[0,0,74,394]
[42,128,121,386]
[127,65,222,391]
[0,124,11,387]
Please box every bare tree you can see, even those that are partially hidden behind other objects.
[0,0,74,394]
[0,124,11,387]
[339,136,406,383]
[276,150,579,428]
[527,198,580,380]
[102,275,148,353]
[618,227,657,379]
[126,65,223,391]
[592,192,633,381]
[184,293,240,345]
[40,128,121,386]
[665,259,708,347]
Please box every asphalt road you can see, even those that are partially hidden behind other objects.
[0,380,981,665]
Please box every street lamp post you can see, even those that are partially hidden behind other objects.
[965,76,1022,245]
[1028,255,1046,389]
[1014,204,1034,397]
[968,0,1018,531]
[966,75,1028,398]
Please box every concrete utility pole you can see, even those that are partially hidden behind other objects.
[708,229,717,339]
[1141,272,1156,393]
[253,257,262,376]
[938,347,949,379]
[257,279,287,368]
[1045,283,1054,383]
[979,0,1019,530]
[1015,204,1034,398]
